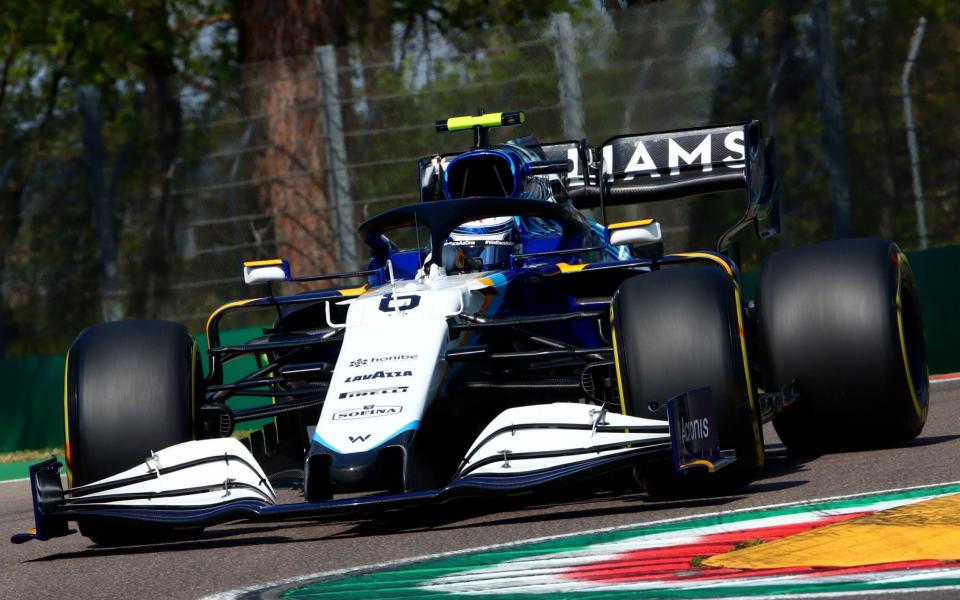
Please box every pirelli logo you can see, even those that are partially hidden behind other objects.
[338,386,409,400]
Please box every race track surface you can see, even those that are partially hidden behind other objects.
[3,381,959,600]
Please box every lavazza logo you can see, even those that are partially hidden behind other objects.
[348,354,417,368]
[332,404,403,420]
[344,369,412,383]
[338,385,409,400]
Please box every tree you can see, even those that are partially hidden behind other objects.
[230,1,348,278]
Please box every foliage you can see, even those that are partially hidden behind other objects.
[0,1,958,356]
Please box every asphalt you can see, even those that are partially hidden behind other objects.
[2,381,959,600]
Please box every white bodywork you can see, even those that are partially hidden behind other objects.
[457,403,670,476]
[609,221,662,247]
[311,269,489,454]
[69,438,275,507]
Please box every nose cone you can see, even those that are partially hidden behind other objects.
[329,451,384,490]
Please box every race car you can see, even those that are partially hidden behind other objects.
[12,111,928,545]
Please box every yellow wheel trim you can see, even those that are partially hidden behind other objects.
[610,305,628,416]
[62,348,72,487]
[895,253,925,419]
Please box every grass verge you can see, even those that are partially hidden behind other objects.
[0,448,63,464]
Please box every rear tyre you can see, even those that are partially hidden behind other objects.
[65,320,202,543]
[611,267,764,497]
[757,239,928,454]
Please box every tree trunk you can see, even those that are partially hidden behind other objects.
[234,0,347,278]
[127,2,183,319]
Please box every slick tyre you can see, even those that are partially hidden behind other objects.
[757,239,928,454]
[612,266,764,497]
[65,320,202,543]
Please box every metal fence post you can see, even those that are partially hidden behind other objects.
[902,17,928,250]
[811,0,852,239]
[315,45,357,270]
[550,13,586,140]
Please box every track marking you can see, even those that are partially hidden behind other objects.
[200,480,960,600]
[930,373,960,383]
[705,492,960,569]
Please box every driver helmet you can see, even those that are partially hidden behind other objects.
[443,216,519,271]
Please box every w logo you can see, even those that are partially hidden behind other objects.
[349,434,371,443]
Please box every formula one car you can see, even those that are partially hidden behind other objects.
[13,111,928,545]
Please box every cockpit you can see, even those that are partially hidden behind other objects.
[443,150,519,199]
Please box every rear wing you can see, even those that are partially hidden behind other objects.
[564,121,779,250]
[416,121,778,250]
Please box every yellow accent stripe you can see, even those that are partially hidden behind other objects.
[610,307,628,416]
[704,492,960,569]
[734,284,763,467]
[243,259,284,267]
[63,348,72,487]
[478,277,496,288]
[608,219,654,230]
[205,298,259,342]
[895,256,924,419]
[686,459,717,473]
[337,285,368,297]
[557,262,589,273]
[673,252,734,277]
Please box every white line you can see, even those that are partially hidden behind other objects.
[931,374,960,384]
[0,477,29,485]
[198,479,960,600]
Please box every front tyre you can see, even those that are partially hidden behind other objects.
[757,239,928,453]
[612,266,764,496]
[65,320,202,543]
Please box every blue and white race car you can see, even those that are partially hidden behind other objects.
[14,111,928,545]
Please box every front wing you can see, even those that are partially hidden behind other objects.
[12,393,732,544]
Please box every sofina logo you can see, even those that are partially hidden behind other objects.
[332,405,403,420]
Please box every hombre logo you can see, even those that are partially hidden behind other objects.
[348,354,417,368]
[344,370,412,383]
[348,434,371,443]
[338,386,409,400]
[332,404,403,420]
